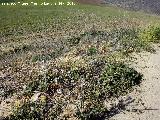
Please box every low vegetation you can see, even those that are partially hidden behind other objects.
[9,59,142,120]
[139,25,160,43]
[0,0,160,119]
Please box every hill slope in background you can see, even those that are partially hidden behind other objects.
[76,0,160,15]
[104,0,160,15]
[75,0,104,5]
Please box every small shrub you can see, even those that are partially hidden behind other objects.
[23,80,40,96]
[85,30,108,37]
[0,87,15,99]
[32,54,51,62]
[107,27,154,53]
[77,101,106,120]
[68,36,81,46]
[100,62,143,97]
[87,47,97,56]
[76,61,143,119]
[9,60,143,120]
[10,101,48,120]
[139,25,160,43]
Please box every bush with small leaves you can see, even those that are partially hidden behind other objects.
[100,62,143,97]
[87,47,97,56]
[139,25,160,43]
[76,61,143,119]
[6,51,143,120]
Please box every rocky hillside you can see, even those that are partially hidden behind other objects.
[75,0,104,5]
[76,0,160,15]
[104,0,160,15]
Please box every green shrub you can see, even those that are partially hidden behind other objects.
[32,54,51,62]
[68,36,81,46]
[100,62,143,97]
[139,26,160,43]
[77,101,106,120]
[10,102,45,120]
[77,61,143,119]
[87,47,97,56]
[9,60,143,120]
[10,100,63,120]
[108,27,150,53]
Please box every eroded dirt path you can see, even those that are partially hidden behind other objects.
[111,44,160,120]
